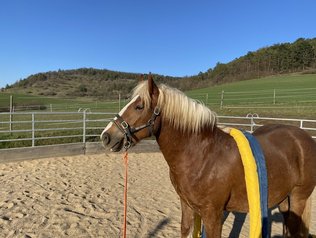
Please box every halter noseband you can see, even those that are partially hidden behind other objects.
[112,107,160,150]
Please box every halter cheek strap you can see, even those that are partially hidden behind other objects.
[112,107,160,150]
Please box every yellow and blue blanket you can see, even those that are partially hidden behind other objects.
[229,128,268,238]
[198,128,268,238]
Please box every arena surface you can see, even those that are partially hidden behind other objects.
[0,153,315,237]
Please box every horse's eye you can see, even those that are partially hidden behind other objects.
[135,104,144,111]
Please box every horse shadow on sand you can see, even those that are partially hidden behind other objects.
[146,210,315,238]
[223,210,315,238]
[146,218,170,238]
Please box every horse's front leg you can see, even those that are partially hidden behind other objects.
[201,206,223,238]
[180,199,195,238]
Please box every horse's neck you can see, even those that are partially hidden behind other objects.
[155,122,187,161]
[155,120,217,170]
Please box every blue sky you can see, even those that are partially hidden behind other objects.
[1,0,316,88]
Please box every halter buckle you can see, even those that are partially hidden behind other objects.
[121,121,129,129]
[124,140,132,150]
[154,107,160,116]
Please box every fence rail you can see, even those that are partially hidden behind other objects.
[0,112,315,149]
[217,114,316,139]
[0,111,115,148]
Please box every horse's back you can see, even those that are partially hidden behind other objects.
[254,124,316,197]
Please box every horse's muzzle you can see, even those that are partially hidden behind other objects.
[101,132,111,146]
[101,131,125,152]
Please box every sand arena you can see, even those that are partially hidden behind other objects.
[0,152,315,237]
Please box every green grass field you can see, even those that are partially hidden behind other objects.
[186,73,316,118]
[188,74,316,95]
[1,73,315,148]
[1,73,316,117]
[0,93,126,113]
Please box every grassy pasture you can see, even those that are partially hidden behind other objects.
[0,93,125,113]
[1,73,315,116]
[0,73,315,148]
[186,74,316,118]
[1,74,315,117]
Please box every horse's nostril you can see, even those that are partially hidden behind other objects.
[101,132,111,145]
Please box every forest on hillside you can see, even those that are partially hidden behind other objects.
[5,37,316,99]
[197,37,316,84]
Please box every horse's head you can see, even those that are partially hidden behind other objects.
[100,77,160,152]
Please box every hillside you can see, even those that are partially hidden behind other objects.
[197,37,316,84]
[1,74,315,118]
[4,69,180,100]
[4,37,316,99]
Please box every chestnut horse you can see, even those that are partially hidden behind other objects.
[101,78,316,237]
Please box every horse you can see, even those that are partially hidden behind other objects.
[100,78,316,237]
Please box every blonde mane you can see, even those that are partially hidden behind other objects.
[133,81,217,133]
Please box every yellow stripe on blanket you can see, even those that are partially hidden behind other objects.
[229,128,262,238]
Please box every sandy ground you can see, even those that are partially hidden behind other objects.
[0,152,315,238]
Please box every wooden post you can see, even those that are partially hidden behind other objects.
[9,95,13,132]
[83,110,86,143]
[220,91,224,110]
[273,89,276,105]
[32,113,35,147]
[118,93,121,112]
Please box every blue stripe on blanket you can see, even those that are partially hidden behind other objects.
[243,131,269,238]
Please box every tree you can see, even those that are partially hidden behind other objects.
[291,38,314,70]
[79,84,88,93]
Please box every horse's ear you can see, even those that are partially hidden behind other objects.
[148,74,159,99]
[139,74,144,82]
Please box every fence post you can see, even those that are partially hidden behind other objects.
[300,120,303,129]
[246,113,258,133]
[205,93,208,105]
[83,110,86,143]
[9,95,13,132]
[273,89,276,104]
[32,113,35,147]
[220,91,224,110]
[118,93,121,111]
[250,116,254,133]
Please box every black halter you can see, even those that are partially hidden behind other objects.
[112,107,160,150]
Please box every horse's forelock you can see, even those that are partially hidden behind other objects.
[132,81,151,109]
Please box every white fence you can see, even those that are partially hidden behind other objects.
[0,111,113,148]
[190,87,316,109]
[0,112,315,149]
[217,114,316,139]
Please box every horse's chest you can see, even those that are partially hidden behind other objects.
[169,170,219,210]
